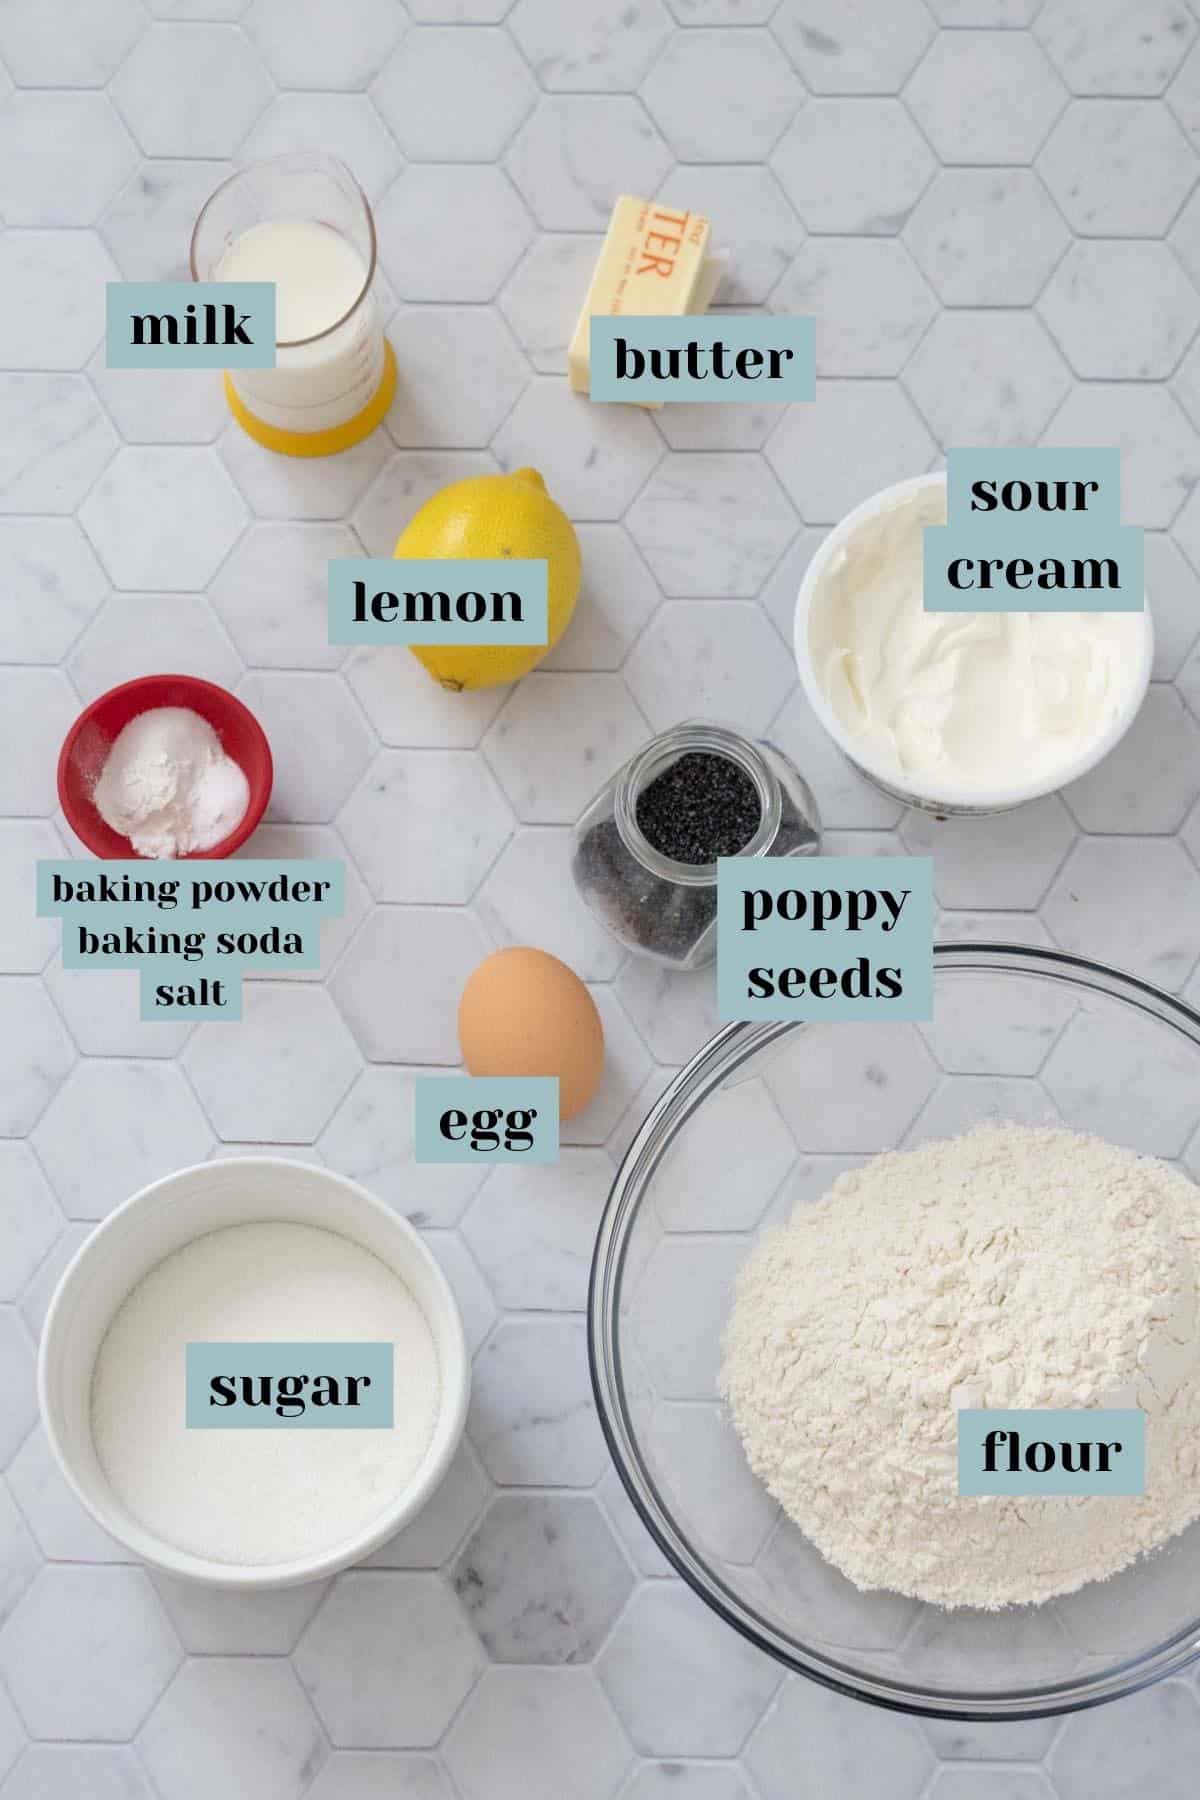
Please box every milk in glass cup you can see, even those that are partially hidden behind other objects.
[190,152,394,455]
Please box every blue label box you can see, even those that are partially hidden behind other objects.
[38,859,344,1021]
[107,282,276,369]
[186,1342,394,1429]
[414,1076,560,1163]
[329,558,549,646]
[589,315,815,404]
[924,447,1144,613]
[715,855,933,1023]
[958,1408,1145,1496]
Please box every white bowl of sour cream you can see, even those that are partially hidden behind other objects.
[793,472,1153,816]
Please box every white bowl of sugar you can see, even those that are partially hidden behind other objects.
[38,1158,469,1589]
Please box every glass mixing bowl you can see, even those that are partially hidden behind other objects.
[589,944,1200,1720]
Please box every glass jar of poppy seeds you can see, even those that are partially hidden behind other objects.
[571,720,821,970]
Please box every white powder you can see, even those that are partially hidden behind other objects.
[91,1222,440,1566]
[721,1124,1200,1610]
[93,707,250,859]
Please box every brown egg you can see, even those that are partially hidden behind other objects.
[458,947,604,1122]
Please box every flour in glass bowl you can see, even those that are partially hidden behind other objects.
[91,1221,440,1566]
[721,1124,1200,1610]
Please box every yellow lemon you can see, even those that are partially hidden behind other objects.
[396,467,582,690]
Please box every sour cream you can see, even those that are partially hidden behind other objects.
[804,480,1149,807]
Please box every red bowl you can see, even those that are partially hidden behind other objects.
[57,675,273,861]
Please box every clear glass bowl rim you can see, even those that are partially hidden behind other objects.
[587,942,1200,1721]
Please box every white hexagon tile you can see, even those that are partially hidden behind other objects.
[4,2,1200,1798]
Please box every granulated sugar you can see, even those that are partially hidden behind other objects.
[721,1124,1200,1610]
[91,1221,439,1566]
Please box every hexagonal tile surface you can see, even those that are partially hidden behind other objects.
[772,98,935,235]
[0,519,107,665]
[320,1066,487,1227]
[904,169,1069,307]
[1062,684,1200,832]
[386,310,527,448]
[453,1494,633,1662]
[446,1668,631,1800]
[80,447,246,591]
[763,1020,938,1151]
[111,25,271,157]
[902,798,1075,908]
[632,1236,750,1400]
[544,524,659,672]
[244,0,404,87]
[0,1477,39,1629]
[1039,383,1200,529]
[184,985,360,1142]
[3,1746,152,1800]
[476,827,626,980]
[483,673,648,823]
[1039,241,1200,379]
[0,1567,179,1741]
[149,1575,329,1656]
[906,32,1067,164]
[1042,835,1200,988]
[139,1659,325,1800]
[499,236,605,376]
[1039,99,1198,235]
[747,1677,932,1800]
[295,1574,483,1748]
[624,598,792,730]
[69,592,242,700]
[510,0,672,91]
[340,749,512,904]
[775,238,935,378]
[599,1584,779,1758]
[211,523,355,671]
[641,31,801,161]
[237,672,374,823]
[648,1402,779,1565]
[332,904,490,1063]
[0,375,118,515]
[657,167,802,307]
[0,0,144,86]
[494,379,663,521]
[219,419,391,522]
[626,456,796,599]
[754,1516,915,1650]
[0,1312,36,1471]
[463,1148,614,1309]
[1037,0,1196,94]
[0,821,62,974]
[375,28,534,161]
[1050,1681,1200,1800]
[365,1439,490,1570]
[1042,1004,1200,1155]
[0,232,116,372]
[766,380,935,523]
[904,311,1071,447]
[0,1145,61,1303]
[304,1755,455,1800]
[377,166,534,303]
[469,1319,608,1485]
[507,98,672,229]
[771,0,933,93]
[0,979,75,1135]
[32,1060,213,1218]
[0,94,136,227]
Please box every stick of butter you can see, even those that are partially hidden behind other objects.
[568,196,720,407]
